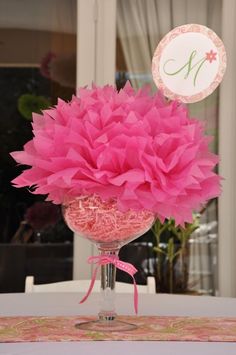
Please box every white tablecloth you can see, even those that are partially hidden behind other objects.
[0,292,236,354]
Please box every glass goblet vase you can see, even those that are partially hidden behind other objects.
[62,195,155,332]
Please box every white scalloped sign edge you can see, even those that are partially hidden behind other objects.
[152,24,227,103]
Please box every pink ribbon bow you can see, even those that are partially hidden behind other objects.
[80,255,139,314]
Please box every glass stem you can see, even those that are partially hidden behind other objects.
[98,249,119,322]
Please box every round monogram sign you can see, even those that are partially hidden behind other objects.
[152,24,227,103]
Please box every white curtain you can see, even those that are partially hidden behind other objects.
[117,0,171,89]
[117,0,222,63]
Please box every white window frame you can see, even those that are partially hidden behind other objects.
[74,0,116,279]
[218,0,236,297]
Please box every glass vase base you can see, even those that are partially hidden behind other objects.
[75,319,137,332]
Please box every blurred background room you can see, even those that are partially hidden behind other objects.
[0,0,235,299]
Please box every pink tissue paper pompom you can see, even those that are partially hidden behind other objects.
[11,83,221,225]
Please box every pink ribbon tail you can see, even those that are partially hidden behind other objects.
[79,264,99,304]
[79,255,139,314]
[132,277,138,314]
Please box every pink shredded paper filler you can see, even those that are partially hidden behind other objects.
[63,195,155,244]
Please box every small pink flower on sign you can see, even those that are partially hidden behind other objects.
[205,50,217,63]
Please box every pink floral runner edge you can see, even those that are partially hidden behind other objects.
[0,316,236,343]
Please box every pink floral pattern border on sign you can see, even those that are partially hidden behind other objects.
[1,316,236,343]
[152,24,227,103]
